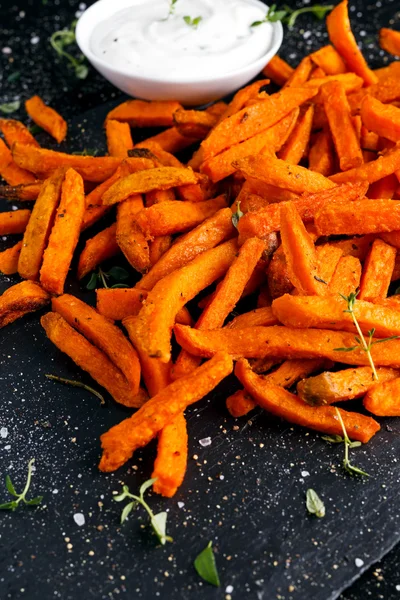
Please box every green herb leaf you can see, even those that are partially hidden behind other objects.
[7,72,21,83]
[0,501,18,510]
[28,124,43,135]
[86,272,99,291]
[50,22,88,80]
[183,15,203,29]
[306,489,325,518]
[151,512,173,545]
[107,266,130,281]
[194,541,220,587]
[0,100,21,115]
[335,408,369,478]
[333,346,359,352]
[321,434,344,444]
[121,501,136,523]
[45,374,105,405]
[285,5,334,30]
[5,476,17,497]
[25,496,44,506]
[251,4,288,27]
[110,283,130,289]
[72,148,99,156]
[232,201,244,229]
[0,458,42,511]
[139,477,157,498]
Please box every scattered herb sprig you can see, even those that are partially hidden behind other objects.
[322,409,369,477]
[114,478,172,545]
[251,4,333,29]
[45,374,105,405]
[306,488,325,518]
[86,266,130,290]
[231,201,244,229]
[183,15,203,29]
[168,0,178,16]
[194,541,221,587]
[0,100,21,115]
[72,148,99,156]
[333,292,399,381]
[0,459,43,511]
[50,21,88,79]
[251,4,288,26]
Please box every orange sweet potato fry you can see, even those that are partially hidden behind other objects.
[235,359,380,443]
[106,99,182,127]
[225,306,278,329]
[217,80,271,123]
[310,45,347,75]
[12,143,122,183]
[102,166,198,205]
[235,154,335,194]
[25,95,67,143]
[363,377,400,416]
[41,312,143,407]
[284,56,313,88]
[0,181,42,202]
[272,293,400,338]
[315,199,400,235]
[105,120,134,157]
[136,127,197,154]
[99,352,233,472]
[40,168,85,295]
[0,118,40,147]
[326,0,378,86]
[146,189,176,206]
[151,411,188,497]
[173,109,217,140]
[309,66,326,80]
[368,174,398,199]
[359,238,397,301]
[200,109,299,183]
[320,80,363,171]
[116,195,150,273]
[0,138,36,185]
[52,294,141,395]
[18,169,65,280]
[126,239,238,363]
[0,241,22,275]
[172,237,266,380]
[361,95,400,142]
[173,323,400,367]
[327,235,375,260]
[0,280,50,328]
[278,105,314,164]
[137,207,235,291]
[201,87,318,160]
[226,389,257,418]
[135,195,227,238]
[77,223,120,280]
[0,209,31,235]
[298,366,399,406]
[262,55,294,86]
[379,28,400,57]
[316,244,344,286]
[308,129,336,176]
[328,255,362,296]
[149,235,172,266]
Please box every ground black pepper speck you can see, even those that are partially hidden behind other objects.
[1,1,400,600]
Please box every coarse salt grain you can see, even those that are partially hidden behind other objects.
[199,437,212,447]
[301,471,310,477]
[355,558,364,568]
[226,585,234,593]
[0,427,8,439]
[73,513,85,527]
[177,501,185,509]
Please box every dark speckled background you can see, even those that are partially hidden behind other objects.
[1,1,400,599]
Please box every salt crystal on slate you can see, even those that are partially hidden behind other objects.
[199,437,211,447]
[355,558,364,568]
[73,513,85,527]
[0,427,8,439]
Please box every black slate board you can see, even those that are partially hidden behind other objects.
[1,2,400,600]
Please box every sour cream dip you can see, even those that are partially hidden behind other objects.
[90,0,276,81]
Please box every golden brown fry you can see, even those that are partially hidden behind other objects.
[0,281,50,328]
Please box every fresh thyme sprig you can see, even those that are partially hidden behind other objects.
[322,410,369,477]
[251,4,333,29]
[114,478,172,545]
[86,266,130,290]
[333,292,399,381]
[231,201,244,229]
[251,4,288,26]
[0,459,43,511]
[183,15,203,29]
[45,374,105,405]
[50,21,88,79]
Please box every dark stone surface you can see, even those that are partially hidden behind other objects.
[1,1,400,600]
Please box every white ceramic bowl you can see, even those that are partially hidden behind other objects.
[76,0,283,106]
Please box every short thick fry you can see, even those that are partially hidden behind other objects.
[262,55,294,86]
[77,223,120,280]
[0,138,36,185]
[284,56,313,88]
[0,241,22,275]
[106,99,182,127]
[40,168,85,295]
[298,366,399,406]
[315,199,400,235]
[136,127,197,154]
[25,95,67,143]
[0,118,40,147]
[116,195,150,273]
[151,412,188,497]
[0,281,50,328]
[379,28,400,57]
[127,239,238,363]
[278,105,314,165]
[330,144,400,185]
[226,306,278,329]
[135,195,227,238]
[99,352,233,472]
[105,120,134,157]
[41,312,142,407]
[0,181,42,202]
[235,359,380,443]
[272,293,400,338]
[52,294,141,395]
[359,239,396,301]
[310,45,347,75]
[328,255,362,296]
[173,108,217,139]
[137,208,235,291]
[361,95,400,142]
[326,0,377,86]
[102,166,198,205]
[0,209,31,235]
[363,377,400,416]
[18,169,65,280]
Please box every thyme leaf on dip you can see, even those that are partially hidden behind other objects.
[0,459,43,511]
[251,4,288,26]
[306,489,325,518]
[251,4,333,28]
[194,541,221,586]
[183,15,203,29]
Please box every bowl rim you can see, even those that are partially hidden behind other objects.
[76,0,283,85]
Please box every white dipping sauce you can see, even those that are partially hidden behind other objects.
[90,0,274,80]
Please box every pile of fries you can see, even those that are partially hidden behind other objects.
[3,0,400,497]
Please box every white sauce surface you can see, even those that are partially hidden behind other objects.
[90,0,274,80]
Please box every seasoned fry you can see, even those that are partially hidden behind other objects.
[0,138,36,185]
[99,352,233,472]
[316,244,344,285]
[363,377,400,416]
[41,312,143,407]
[226,389,257,418]
[18,169,65,280]
[151,412,188,497]
[297,366,399,406]
[25,95,67,143]
[217,80,270,123]
[359,239,396,301]
[149,235,172,266]
[361,95,400,142]
[262,55,294,86]
[106,99,182,127]
[173,108,217,139]
[40,168,85,295]
[277,105,314,165]
[225,306,278,330]
[0,118,40,147]
[379,28,400,57]
[136,127,197,154]
[105,120,134,157]
[0,241,22,275]
[329,142,400,185]
[0,181,42,202]
[328,255,362,296]
[0,209,31,235]
[315,199,400,235]
[284,56,313,88]
[77,223,120,280]
[0,280,50,328]
[116,195,150,273]
[102,166,198,205]
[310,45,347,75]
[235,359,380,443]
